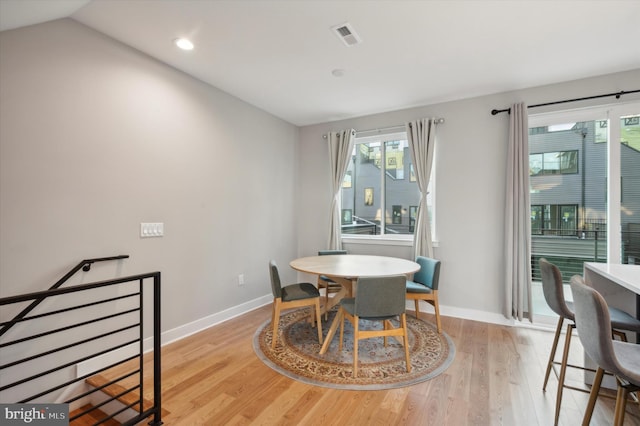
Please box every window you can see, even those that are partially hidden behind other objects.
[529,150,578,176]
[340,131,435,239]
[531,204,578,236]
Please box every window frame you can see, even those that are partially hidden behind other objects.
[530,204,579,236]
[529,150,579,176]
[529,101,640,263]
[340,130,436,245]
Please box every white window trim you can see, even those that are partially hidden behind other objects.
[340,128,437,244]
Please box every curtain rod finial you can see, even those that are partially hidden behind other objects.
[491,109,499,115]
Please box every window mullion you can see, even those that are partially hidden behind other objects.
[380,143,386,235]
[607,112,621,263]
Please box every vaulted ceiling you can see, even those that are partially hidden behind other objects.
[2,0,639,126]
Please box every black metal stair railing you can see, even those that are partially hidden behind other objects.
[0,255,129,338]
[0,258,162,426]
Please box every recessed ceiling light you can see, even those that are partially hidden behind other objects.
[174,38,194,51]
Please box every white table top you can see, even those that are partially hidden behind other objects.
[290,254,420,278]
[584,262,640,295]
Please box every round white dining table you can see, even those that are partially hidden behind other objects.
[290,254,420,354]
[290,254,420,280]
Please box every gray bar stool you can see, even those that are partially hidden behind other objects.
[539,258,640,425]
[570,275,640,426]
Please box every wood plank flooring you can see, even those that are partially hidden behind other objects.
[135,305,639,425]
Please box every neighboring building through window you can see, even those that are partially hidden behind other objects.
[528,108,640,291]
[340,131,434,238]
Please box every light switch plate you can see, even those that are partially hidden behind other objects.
[141,222,164,238]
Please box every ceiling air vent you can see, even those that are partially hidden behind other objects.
[331,22,362,47]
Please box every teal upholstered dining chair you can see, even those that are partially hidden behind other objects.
[317,249,347,319]
[337,274,410,378]
[570,275,640,426]
[405,256,442,333]
[269,260,323,349]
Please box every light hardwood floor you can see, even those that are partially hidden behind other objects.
[143,305,639,425]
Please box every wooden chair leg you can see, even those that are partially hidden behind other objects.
[320,308,343,355]
[314,299,323,345]
[414,300,420,318]
[325,291,329,320]
[383,320,389,347]
[322,282,329,321]
[432,294,442,333]
[613,384,628,426]
[353,317,359,378]
[271,300,277,330]
[582,367,604,426]
[554,322,573,426]
[544,316,564,391]
[271,301,281,349]
[339,313,345,351]
[401,313,411,373]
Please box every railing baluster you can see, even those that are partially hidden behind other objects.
[0,267,162,425]
[139,278,145,419]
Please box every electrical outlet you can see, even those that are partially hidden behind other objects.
[238,274,245,286]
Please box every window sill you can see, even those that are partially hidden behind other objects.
[342,235,440,248]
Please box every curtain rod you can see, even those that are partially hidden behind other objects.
[490,89,640,116]
[357,124,406,135]
[322,118,444,139]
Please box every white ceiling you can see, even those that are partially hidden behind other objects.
[2,0,639,126]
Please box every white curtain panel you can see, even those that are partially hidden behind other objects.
[406,119,436,259]
[327,129,356,250]
[504,103,532,321]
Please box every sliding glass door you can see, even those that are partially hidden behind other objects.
[529,103,640,315]
[619,111,640,264]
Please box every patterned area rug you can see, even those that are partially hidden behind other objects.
[253,308,456,390]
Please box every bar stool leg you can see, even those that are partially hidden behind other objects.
[582,367,604,426]
[613,383,628,426]
[554,322,574,426]
[544,316,564,391]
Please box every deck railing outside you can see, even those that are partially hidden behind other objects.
[531,228,639,284]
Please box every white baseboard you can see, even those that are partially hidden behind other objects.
[407,300,560,333]
[159,294,272,347]
[440,305,516,327]
[406,300,515,328]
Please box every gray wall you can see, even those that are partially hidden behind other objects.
[1,17,639,333]
[297,69,640,321]
[0,19,299,334]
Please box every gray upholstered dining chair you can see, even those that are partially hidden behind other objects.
[317,249,347,319]
[337,274,410,378]
[405,256,442,333]
[269,260,323,349]
[539,258,640,425]
[570,275,640,426]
